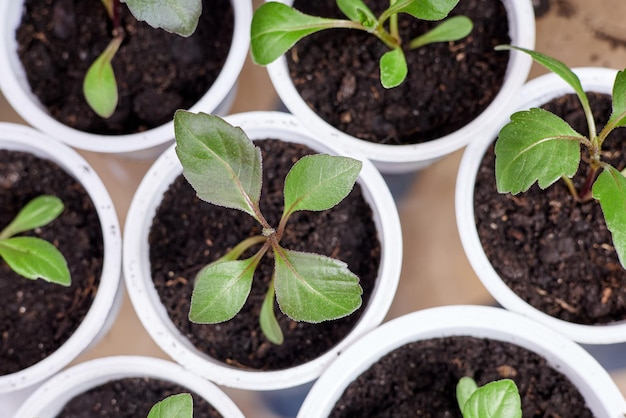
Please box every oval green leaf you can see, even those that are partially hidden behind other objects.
[456,377,478,412]
[461,379,522,418]
[0,195,63,240]
[83,36,122,119]
[409,15,473,49]
[390,0,460,21]
[148,393,193,418]
[495,108,583,194]
[273,247,362,323]
[260,280,284,344]
[122,0,201,37]
[592,167,626,269]
[380,48,408,88]
[174,111,262,220]
[608,69,626,128]
[0,237,70,286]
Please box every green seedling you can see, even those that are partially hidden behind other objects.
[250,0,473,88]
[148,393,193,418]
[0,195,70,286]
[494,46,626,269]
[456,376,522,418]
[174,111,363,344]
[83,0,202,118]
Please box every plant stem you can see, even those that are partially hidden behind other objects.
[578,165,599,202]
[389,0,399,40]
[561,176,580,202]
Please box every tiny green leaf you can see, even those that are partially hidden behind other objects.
[608,69,626,128]
[273,247,362,322]
[461,379,522,418]
[592,167,626,268]
[409,15,473,49]
[495,108,584,194]
[189,257,259,323]
[251,2,346,65]
[0,195,63,240]
[380,48,408,89]
[122,0,202,37]
[282,154,362,219]
[260,280,284,344]
[337,0,377,29]
[456,376,478,411]
[148,393,193,418]
[0,237,70,286]
[390,0,460,21]
[83,36,122,119]
[174,111,262,220]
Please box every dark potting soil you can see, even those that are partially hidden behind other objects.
[149,139,381,370]
[330,336,593,417]
[287,0,510,145]
[56,377,221,417]
[474,93,626,325]
[0,150,103,374]
[16,0,233,135]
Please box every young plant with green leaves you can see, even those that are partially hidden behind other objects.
[148,393,193,418]
[83,0,202,118]
[174,111,364,344]
[251,0,473,88]
[456,376,522,418]
[0,195,70,286]
[494,46,626,270]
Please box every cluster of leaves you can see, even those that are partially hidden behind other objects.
[84,0,202,118]
[495,46,626,269]
[0,195,70,286]
[174,111,364,344]
[251,0,473,88]
[148,393,192,418]
[456,376,522,418]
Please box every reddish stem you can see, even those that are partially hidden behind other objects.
[578,166,599,202]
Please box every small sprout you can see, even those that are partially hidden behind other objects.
[174,111,363,344]
[494,46,626,269]
[456,376,522,418]
[83,36,123,119]
[250,0,473,88]
[148,393,193,418]
[0,195,70,286]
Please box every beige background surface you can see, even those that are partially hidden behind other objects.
[2,0,626,416]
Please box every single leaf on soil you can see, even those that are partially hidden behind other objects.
[0,195,63,240]
[148,393,193,418]
[122,0,202,37]
[592,166,626,268]
[380,48,408,88]
[456,377,478,412]
[273,247,362,322]
[175,111,262,220]
[0,237,70,286]
[495,108,583,194]
[83,36,122,119]
[409,16,473,49]
[461,379,522,418]
[260,280,284,344]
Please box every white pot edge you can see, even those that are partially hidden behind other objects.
[14,355,245,418]
[455,67,626,344]
[0,0,251,156]
[0,124,123,395]
[297,305,626,418]
[265,0,536,173]
[123,111,402,391]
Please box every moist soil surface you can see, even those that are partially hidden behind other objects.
[149,139,381,370]
[16,0,233,135]
[330,336,593,417]
[0,150,103,375]
[56,377,221,417]
[474,93,626,325]
[287,0,510,145]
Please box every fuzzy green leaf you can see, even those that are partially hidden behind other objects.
[390,0,460,21]
[409,15,473,49]
[251,2,344,65]
[260,280,284,344]
[0,195,63,240]
[175,111,262,220]
[495,108,583,194]
[0,237,70,286]
[83,36,122,118]
[273,247,362,323]
[380,48,408,88]
[122,0,201,37]
[282,154,362,219]
[592,167,626,268]
[336,0,377,29]
[148,393,193,418]
[189,257,259,324]
[456,377,478,412]
[461,379,522,418]
[608,69,626,128]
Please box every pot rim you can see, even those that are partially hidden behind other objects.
[123,111,402,390]
[455,67,626,344]
[0,0,251,155]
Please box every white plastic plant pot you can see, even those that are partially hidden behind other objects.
[456,68,626,344]
[14,356,245,417]
[298,305,626,417]
[0,0,251,157]
[265,0,535,174]
[123,111,403,391]
[0,123,122,417]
